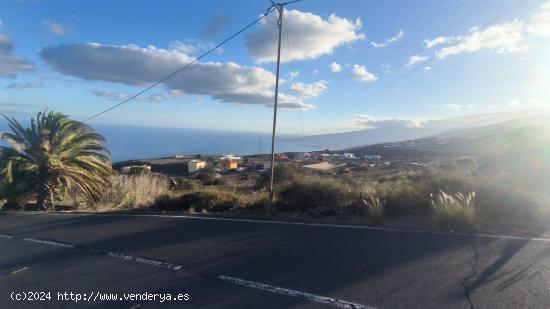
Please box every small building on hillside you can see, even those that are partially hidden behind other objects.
[187,160,206,173]
[342,153,355,159]
[261,160,272,170]
[218,158,238,170]
[364,154,382,161]
[276,153,289,161]
[220,154,242,162]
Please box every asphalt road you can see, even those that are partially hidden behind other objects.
[0,212,549,309]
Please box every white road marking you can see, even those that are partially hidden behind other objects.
[22,237,75,248]
[20,236,182,271]
[6,232,371,308]
[218,275,375,309]
[0,234,13,239]
[11,266,29,274]
[88,248,182,271]
[34,212,550,243]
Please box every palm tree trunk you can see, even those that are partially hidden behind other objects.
[36,168,54,211]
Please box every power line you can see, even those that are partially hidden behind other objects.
[305,0,524,132]
[300,0,460,130]
[282,11,307,138]
[82,7,276,123]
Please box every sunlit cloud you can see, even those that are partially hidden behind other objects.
[352,64,377,82]
[329,61,342,73]
[246,9,364,63]
[371,30,404,48]
[40,42,314,109]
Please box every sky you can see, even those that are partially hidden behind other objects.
[0,0,549,135]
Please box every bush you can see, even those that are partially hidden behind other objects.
[96,174,169,209]
[277,177,357,212]
[255,164,304,190]
[382,179,431,216]
[197,167,220,185]
[363,196,385,225]
[179,188,239,212]
[431,190,476,231]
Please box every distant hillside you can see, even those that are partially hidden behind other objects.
[293,111,540,150]
[348,115,550,190]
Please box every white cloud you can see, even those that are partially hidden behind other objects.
[370,30,404,48]
[5,81,43,89]
[352,64,377,82]
[353,114,425,129]
[405,54,429,67]
[0,33,33,78]
[41,42,314,110]
[507,97,545,109]
[435,20,527,59]
[290,80,327,98]
[313,69,319,75]
[329,61,342,73]
[445,103,463,111]
[424,36,460,48]
[43,20,71,36]
[246,9,364,63]
[423,65,432,72]
[170,39,219,55]
[287,70,300,79]
[527,2,550,37]
[92,90,184,102]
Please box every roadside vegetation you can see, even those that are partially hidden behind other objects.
[1,112,548,236]
[0,111,112,211]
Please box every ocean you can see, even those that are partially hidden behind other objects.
[0,122,317,162]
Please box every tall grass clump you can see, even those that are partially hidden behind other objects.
[431,190,476,231]
[362,196,385,225]
[97,174,169,209]
[179,188,239,212]
[277,177,357,213]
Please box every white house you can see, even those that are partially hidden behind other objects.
[342,153,355,159]
[187,160,206,173]
[261,161,272,170]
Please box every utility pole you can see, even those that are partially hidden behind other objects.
[267,2,284,211]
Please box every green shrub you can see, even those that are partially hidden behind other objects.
[277,177,357,212]
[179,178,199,190]
[382,179,431,216]
[363,196,384,225]
[197,167,220,185]
[431,190,476,231]
[255,164,304,190]
[179,188,239,212]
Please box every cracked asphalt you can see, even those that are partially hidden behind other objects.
[1,212,549,308]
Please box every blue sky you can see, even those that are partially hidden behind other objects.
[0,0,549,134]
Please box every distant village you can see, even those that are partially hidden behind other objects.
[113,149,432,187]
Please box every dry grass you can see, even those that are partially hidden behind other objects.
[362,196,385,225]
[95,174,169,210]
[431,190,476,231]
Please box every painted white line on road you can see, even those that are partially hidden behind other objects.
[0,234,13,239]
[20,236,183,271]
[9,211,550,243]
[22,237,75,248]
[89,248,182,271]
[11,267,29,274]
[218,275,375,309]
[72,213,550,243]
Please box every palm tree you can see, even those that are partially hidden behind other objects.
[0,160,35,209]
[0,111,113,210]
